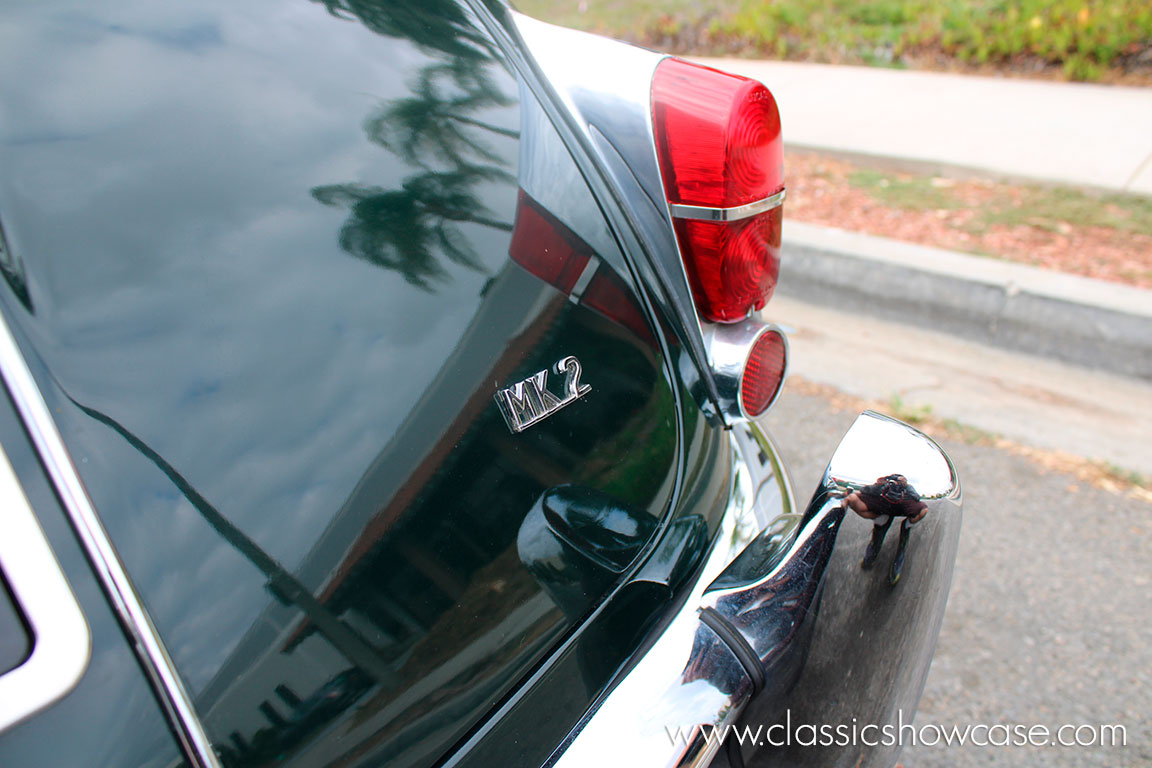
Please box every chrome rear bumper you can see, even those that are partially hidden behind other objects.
[551,412,962,768]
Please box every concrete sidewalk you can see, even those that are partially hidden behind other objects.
[764,294,1152,476]
[695,58,1152,195]
[777,222,1152,381]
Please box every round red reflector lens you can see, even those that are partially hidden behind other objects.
[740,329,787,417]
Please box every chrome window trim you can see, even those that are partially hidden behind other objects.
[509,13,728,419]
[568,257,599,301]
[0,311,221,768]
[0,441,90,732]
[669,188,787,222]
[550,420,790,768]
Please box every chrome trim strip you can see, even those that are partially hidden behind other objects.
[551,421,789,768]
[633,51,711,343]
[698,411,962,768]
[669,188,787,222]
[568,257,599,301]
[510,13,726,420]
[551,411,961,768]
[0,313,221,768]
[0,442,90,732]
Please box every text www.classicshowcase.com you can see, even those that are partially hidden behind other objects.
[665,710,1128,749]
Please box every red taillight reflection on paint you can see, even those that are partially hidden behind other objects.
[740,329,787,417]
[509,190,591,293]
[510,190,655,345]
[652,58,784,324]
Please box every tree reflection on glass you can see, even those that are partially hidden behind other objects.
[311,1,517,291]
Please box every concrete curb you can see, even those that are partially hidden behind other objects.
[777,222,1152,381]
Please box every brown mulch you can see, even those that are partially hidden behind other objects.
[784,151,1152,289]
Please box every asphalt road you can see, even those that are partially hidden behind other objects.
[761,385,1152,768]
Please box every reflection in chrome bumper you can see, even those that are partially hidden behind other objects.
[551,412,962,768]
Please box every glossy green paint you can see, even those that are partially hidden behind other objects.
[0,1,730,766]
[0,384,185,768]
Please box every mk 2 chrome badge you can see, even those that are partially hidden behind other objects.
[495,355,591,434]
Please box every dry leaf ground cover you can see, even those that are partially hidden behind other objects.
[784,150,1152,288]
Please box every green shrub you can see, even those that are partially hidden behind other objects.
[517,0,1152,82]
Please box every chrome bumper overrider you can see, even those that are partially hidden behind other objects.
[551,412,962,768]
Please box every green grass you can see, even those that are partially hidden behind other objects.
[887,394,934,426]
[514,0,706,38]
[1096,461,1151,489]
[942,418,1000,445]
[515,0,1152,82]
[890,403,1000,446]
[847,166,1152,237]
[981,188,1152,234]
[848,169,965,211]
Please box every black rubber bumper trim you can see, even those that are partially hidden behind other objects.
[699,606,765,695]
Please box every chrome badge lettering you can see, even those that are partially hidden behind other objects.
[495,356,591,434]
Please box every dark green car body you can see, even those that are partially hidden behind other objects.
[0,2,965,768]
[0,1,733,765]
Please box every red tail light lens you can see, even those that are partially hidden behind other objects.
[652,59,783,208]
[672,213,781,324]
[740,328,787,417]
[652,58,784,324]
